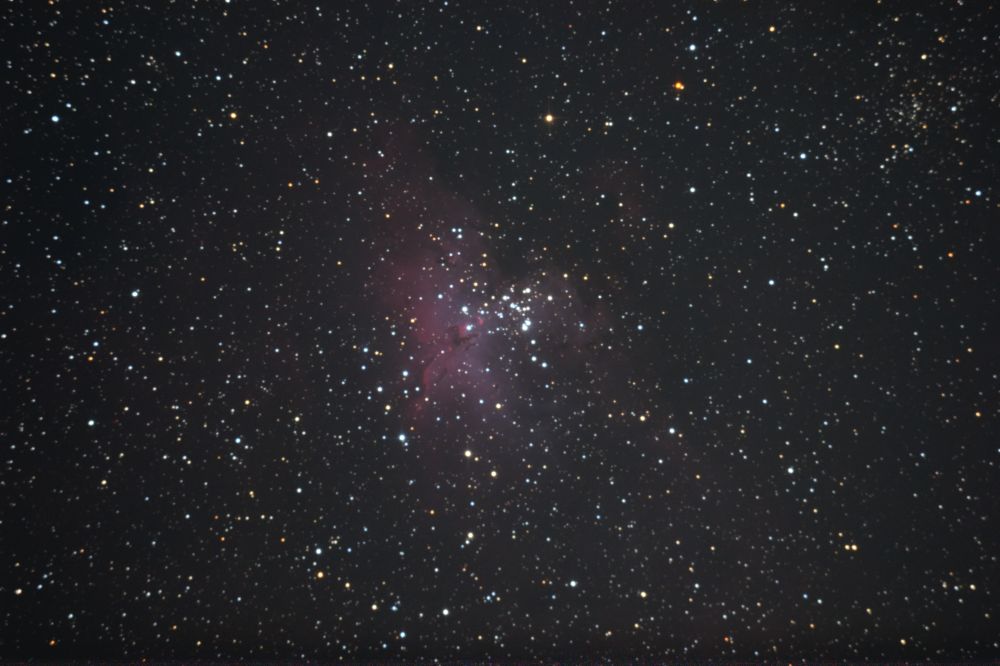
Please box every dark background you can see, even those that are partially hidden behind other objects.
[2,0,998,660]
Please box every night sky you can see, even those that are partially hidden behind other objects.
[3,1,999,661]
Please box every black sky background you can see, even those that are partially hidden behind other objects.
[2,0,999,660]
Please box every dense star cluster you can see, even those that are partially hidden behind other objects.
[2,1,998,661]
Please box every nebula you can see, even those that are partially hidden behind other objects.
[363,130,608,433]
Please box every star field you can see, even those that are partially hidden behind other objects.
[2,1,999,661]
